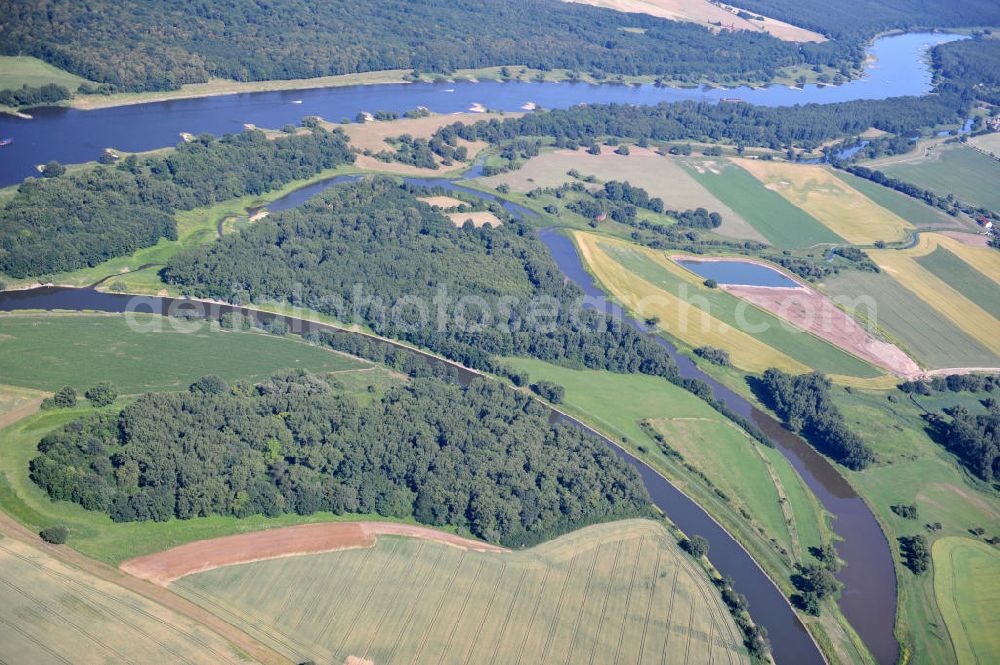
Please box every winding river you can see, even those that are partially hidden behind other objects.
[0,31,963,187]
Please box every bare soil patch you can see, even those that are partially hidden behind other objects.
[417,195,465,209]
[724,283,921,377]
[447,210,503,227]
[939,231,990,247]
[121,521,505,585]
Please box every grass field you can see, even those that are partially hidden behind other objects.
[830,387,1000,665]
[819,270,1000,369]
[174,519,750,665]
[833,171,966,230]
[880,144,1000,212]
[575,231,887,381]
[0,313,366,393]
[683,158,843,248]
[736,160,913,244]
[932,537,1000,665]
[916,246,1000,320]
[479,148,768,242]
[969,132,1000,159]
[0,534,246,664]
[503,357,828,576]
[869,246,1000,360]
[0,56,90,92]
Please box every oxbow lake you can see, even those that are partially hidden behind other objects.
[0,32,964,187]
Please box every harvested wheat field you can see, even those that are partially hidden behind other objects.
[0,534,246,664]
[122,521,504,585]
[417,195,466,209]
[171,519,749,665]
[562,0,825,42]
[735,159,913,244]
[446,210,502,227]
[482,147,766,241]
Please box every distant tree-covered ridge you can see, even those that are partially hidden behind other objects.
[0,128,353,278]
[163,177,678,380]
[0,0,842,94]
[933,35,1000,105]
[30,372,652,547]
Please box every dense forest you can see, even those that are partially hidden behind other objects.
[30,372,652,546]
[754,369,875,469]
[0,128,353,278]
[730,0,1000,40]
[163,177,678,379]
[0,83,72,108]
[933,35,1000,105]
[0,0,830,93]
[929,406,1000,484]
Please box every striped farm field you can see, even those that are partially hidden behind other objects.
[735,159,913,244]
[573,231,887,383]
[833,170,966,230]
[819,270,1000,369]
[932,537,1000,665]
[869,244,1000,360]
[173,519,750,665]
[916,246,1000,320]
[683,158,842,248]
[0,535,245,664]
[880,144,1000,212]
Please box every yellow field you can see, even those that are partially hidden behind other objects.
[869,240,1000,358]
[932,537,1000,665]
[904,233,1000,289]
[0,535,246,664]
[417,195,466,208]
[575,231,808,374]
[0,384,47,430]
[174,519,749,665]
[735,159,913,244]
[446,210,503,227]
[561,0,825,42]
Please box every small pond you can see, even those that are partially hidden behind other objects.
[677,259,799,288]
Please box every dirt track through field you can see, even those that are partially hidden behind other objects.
[121,521,506,585]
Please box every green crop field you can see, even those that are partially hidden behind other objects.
[683,159,842,248]
[915,246,1000,320]
[932,537,1000,665]
[831,387,1000,665]
[880,145,1000,212]
[503,357,829,580]
[174,519,749,665]
[0,313,366,393]
[0,534,246,664]
[0,56,91,92]
[818,270,1000,369]
[833,171,965,230]
[601,242,883,378]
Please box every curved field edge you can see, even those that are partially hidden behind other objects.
[171,518,752,665]
[931,537,1000,665]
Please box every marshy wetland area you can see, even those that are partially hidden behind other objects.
[1,4,999,665]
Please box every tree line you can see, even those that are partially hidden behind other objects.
[0,83,72,109]
[754,369,874,469]
[0,128,354,278]
[30,372,652,547]
[0,0,832,94]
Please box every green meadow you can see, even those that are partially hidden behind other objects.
[932,537,1000,665]
[915,246,1000,320]
[832,386,1000,665]
[0,56,91,92]
[601,242,883,378]
[0,313,366,393]
[502,357,830,585]
[881,145,1000,211]
[833,171,964,230]
[682,160,842,248]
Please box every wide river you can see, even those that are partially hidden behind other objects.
[0,31,963,187]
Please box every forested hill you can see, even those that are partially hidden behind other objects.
[163,177,678,379]
[5,0,835,93]
[730,0,1000,39]
[0,128,353,278]
[30,373,653,547]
